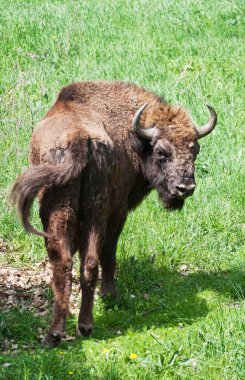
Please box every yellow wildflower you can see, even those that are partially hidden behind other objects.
[59,351,65,355]
[68,371,74,375]
[129,353,138,359]
[103,348,109,354]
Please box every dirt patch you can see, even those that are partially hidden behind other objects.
[0,259,81,317]
[0,260,52,315]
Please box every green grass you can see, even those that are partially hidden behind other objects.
[0,0,245,378]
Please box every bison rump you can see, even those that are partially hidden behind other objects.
[11,131,89,238]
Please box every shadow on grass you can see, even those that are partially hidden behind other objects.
[90,256,244,340]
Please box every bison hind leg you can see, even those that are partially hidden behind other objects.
[39,183,80,347]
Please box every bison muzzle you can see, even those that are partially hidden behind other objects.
[11,81,217,346]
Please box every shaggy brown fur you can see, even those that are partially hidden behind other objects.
[12,81,208,346]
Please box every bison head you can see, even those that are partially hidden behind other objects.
[130,103,217,210]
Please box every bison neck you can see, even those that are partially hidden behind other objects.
[128,174,152,210]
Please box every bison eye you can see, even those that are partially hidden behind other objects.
[156,150,167,164]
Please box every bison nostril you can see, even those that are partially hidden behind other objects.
[176,183,196,196]
[176,185,186,193]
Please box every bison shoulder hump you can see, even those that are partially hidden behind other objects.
[58,83,86,103]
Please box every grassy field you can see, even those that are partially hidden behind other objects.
[0,0,244,379]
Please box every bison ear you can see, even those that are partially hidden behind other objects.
[129,131,149,155]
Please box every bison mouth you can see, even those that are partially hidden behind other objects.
[156,184,185,211]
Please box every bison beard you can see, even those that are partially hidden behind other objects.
[165,197,185,211]
[11,81,217,346]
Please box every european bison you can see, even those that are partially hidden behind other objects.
[12,81,217,346]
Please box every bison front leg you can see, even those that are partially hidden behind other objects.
[100,239,117,298]
[100,212,127,298]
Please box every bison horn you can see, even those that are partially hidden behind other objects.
[196,105,217,139]
[132,103,157,140]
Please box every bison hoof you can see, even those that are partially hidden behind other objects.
[41,330,66,348]
[100,285,117,299]
[76,323,93,337]
[101,290,117,300]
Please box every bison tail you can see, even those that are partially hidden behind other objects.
[11,159,86,238]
